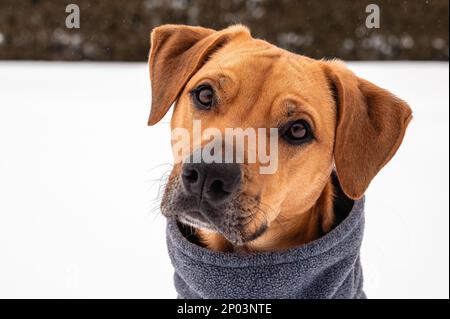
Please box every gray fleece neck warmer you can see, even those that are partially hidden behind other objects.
[166,197,366,299]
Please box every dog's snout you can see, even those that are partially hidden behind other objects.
[182,161,241,204]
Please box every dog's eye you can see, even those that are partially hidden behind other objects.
[191,85,214,110]
[282,120,313,144]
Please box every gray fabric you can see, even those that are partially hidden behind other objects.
[166,197,366,299]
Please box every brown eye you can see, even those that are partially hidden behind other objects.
[291,122,307,138]
[192,85,214,110]
[282,120,313,144]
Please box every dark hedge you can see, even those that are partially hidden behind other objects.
[0,0,448,61]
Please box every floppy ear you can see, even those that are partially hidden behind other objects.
[148,24,250,125]
[322,61,412,200]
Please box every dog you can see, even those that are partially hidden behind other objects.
[148,24,412,253]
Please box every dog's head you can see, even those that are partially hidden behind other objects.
[148,25,412,245]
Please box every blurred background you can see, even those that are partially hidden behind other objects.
[0,0,448,61]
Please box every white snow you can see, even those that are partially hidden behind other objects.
[0,61,448,298]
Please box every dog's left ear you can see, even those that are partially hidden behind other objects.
[148,24,250,125]
[322,60,412,200]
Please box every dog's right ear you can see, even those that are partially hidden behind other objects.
[322,60,412,200]
[148,24,250,125]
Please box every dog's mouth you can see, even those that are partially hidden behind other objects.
[175,208,268,245]
[161,175,267,245]
[177,210,215,230]
[173,205,267,245]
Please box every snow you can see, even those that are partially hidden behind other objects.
[0,61,448,299]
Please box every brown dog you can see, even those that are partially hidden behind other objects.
[148,25,412,252]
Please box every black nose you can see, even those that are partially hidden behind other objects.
[182,161,241,204]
